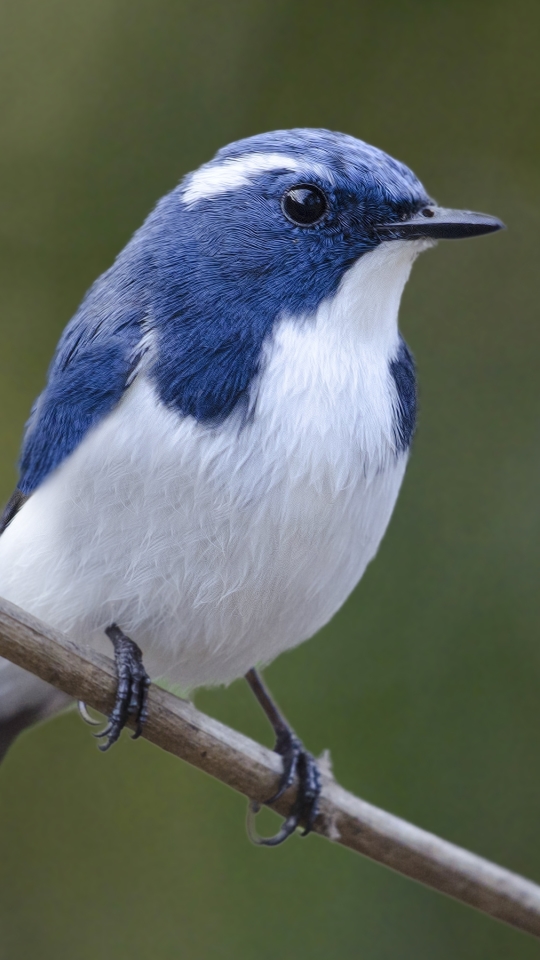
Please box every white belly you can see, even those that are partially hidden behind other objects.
[0,391,406,689]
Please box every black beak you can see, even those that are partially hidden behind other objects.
[376,206,505,241]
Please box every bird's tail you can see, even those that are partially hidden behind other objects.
[0,657,71,761]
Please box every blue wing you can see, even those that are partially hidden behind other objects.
[17,254,146,496]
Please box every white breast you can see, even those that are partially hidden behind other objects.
[0,241,420,689]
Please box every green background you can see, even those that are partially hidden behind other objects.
[0,1,538,957]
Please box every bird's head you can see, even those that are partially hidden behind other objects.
[132,129,503,421]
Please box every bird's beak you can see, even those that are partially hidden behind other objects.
[376,206,505,241]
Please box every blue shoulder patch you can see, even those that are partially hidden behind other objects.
[389,336,417,452]
[18,241,148,495]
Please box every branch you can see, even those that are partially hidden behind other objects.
[0,597,538,938]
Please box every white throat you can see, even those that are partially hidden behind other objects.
[324,238,429,352]
[248,238,426,492]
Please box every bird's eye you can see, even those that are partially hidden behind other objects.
[281,184,328,226]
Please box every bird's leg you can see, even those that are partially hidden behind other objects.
[91,624,150,752]
[245,667,321,846]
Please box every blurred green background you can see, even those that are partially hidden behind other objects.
[0,0,538,957]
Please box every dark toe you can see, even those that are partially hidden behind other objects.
[130,673,150,739]
[296,749,321,836]
[264,733,302,804]
[248,737,322,846]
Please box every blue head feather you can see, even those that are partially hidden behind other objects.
[19,129,427,494]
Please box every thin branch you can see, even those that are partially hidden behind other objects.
[0,596,538,939]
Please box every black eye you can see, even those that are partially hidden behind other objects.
[281,184,328,226]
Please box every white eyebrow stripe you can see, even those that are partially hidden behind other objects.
[181,152,331,206]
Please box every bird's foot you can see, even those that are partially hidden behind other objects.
[247,728,321,846]
[84,624,151,751]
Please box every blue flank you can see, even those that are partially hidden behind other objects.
[18,129,428,495]
[389,338,417,451]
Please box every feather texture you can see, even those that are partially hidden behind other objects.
[0,240,420,689]
[18,129,431,495]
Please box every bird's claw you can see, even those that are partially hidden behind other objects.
[247,730,321,846]
[77,700,101,725]
[94,625,150,751]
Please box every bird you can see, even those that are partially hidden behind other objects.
[0,128,503,843]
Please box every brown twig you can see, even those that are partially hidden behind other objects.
[0,595,538,937]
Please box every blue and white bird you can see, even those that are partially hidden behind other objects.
[0,129,502,842]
